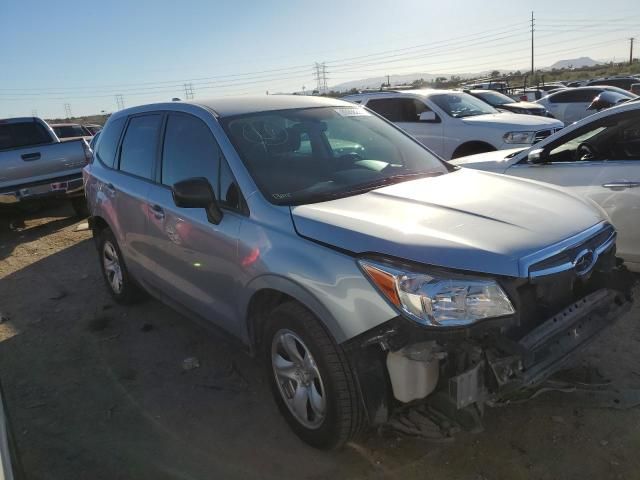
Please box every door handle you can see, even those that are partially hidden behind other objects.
[602,181,640,190]
[21,152,41,161]
[149,204,165,219]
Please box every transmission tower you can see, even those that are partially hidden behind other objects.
[115,94,125,110]
[184,83,195,100]
[31,109,38,117]
[64,103,72,119]
[314,62,329,93]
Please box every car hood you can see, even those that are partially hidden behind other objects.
[461,112,562,128]
[448,148,526,170]
[290,169,604,277]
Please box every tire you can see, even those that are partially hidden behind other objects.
[264,302,364,449]
[451,142,496,159]
[70,196,90,218]
[97,228,144,304]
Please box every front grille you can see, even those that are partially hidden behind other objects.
[528,224,616,279]
[507,223,617,339]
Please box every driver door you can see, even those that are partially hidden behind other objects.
[506,109,640,271]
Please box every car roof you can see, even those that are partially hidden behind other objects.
[343,89,460,100]
[110,95,354,119]
[189,95,353,117]
[50,123,82,127]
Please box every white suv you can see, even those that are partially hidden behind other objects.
[343,89,564,159]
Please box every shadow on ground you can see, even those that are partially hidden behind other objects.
[0,210,639,480]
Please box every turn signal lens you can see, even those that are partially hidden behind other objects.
[360,262,401,307]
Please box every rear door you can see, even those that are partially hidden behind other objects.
[506,109,640,270]
[365,97,444,155]
[113,113,163,279]
[144,112,245,336]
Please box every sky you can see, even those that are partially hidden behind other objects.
[1,0,638,118]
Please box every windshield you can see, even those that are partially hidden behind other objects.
[603,86,638,98]
[430,92,499,118]
[473,90,515,106]
[53,125,87,138]
[222,106,448,206]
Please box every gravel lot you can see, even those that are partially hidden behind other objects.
[1,203,639,480]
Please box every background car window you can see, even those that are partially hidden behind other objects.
[546,111,640,162]
[0,121,51,150]
[366,98,429,122]
[162,113,219,191]
[95,116,125,168]
[549,89,598,103]
[53,125,86,138]
[119,114,162,179]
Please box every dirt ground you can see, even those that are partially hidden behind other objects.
[1,203,639,480]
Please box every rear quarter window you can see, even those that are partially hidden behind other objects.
[118,114,162,179]
[0,121,52,150]
[95,117,126,168]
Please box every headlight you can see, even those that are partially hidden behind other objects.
[503,131,536,144]
[359,260,515,327]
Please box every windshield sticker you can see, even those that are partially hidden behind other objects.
[272,192,292,200]
[335,107,371,117]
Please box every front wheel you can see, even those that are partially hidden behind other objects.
[264,302,364,449]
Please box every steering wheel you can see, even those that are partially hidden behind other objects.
[334,152,363,169]
[575,142,598,161]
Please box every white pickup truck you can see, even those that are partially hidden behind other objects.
[0,117,92,215]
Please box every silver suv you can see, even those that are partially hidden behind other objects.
[84,95,633,449]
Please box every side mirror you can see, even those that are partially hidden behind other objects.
[419,111,439,123]
[172,177,224,224]
[527,148,548,164]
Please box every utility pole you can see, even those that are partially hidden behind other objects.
[115,94,125,111]
[183,83,194,100]
[530,11,535,78]
[64,103,72,119]
[630,37,635,65]
[314,62,329,93]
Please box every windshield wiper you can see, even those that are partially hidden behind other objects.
[293,171,444,205]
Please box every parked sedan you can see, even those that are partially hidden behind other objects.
[587,77,640,92]
[536,86,637,124]
[466,89,552,117]
[450,100,640,273]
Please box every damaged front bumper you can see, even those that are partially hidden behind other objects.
[345,273,635,427]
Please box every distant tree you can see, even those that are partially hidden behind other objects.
[490,70,501,78]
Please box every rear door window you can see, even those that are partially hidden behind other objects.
[95,117,126,168]
[366,98,427,122]
[118,114,162,180]
[0,121,52,150]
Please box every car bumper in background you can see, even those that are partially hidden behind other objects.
[0,174,83,205]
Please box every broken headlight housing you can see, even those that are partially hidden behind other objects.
[359,259,515,327]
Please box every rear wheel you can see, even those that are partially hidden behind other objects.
[264,302,364,449]
[97,228,144,304]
